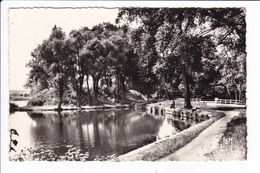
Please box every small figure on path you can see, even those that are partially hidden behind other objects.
[170,99,175,109]
[192,106,197,113]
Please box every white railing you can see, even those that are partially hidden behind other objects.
[175,98,202,102]
[214,98,246,105]
[174,97,245,105]
[190,98,202,102]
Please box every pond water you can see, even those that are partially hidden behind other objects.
[9,109,201,161]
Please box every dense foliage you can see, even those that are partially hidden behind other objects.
[26,8,246,109]
[117,7,246,108]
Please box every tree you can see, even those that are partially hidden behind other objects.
[117,8,246,108]
[103,24,155,102]
[25,46,50,93]
[218,48,246,100]
[108,33,131,102]
[123,26,159,100]
[68,27,93,107]
[81,23,137,103]
[26,25,70,110]
[199,8,246,100]
[80,38,107,104]
[118,8,204,108]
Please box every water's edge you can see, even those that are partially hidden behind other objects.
[118,115,223,161]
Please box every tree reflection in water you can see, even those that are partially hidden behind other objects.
[11,109,203,160]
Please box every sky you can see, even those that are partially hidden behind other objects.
[9,8,119,90]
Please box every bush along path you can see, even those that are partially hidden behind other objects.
[159,111,242,161]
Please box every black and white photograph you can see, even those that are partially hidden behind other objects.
[7,6,247,162]
[2,1,260,173]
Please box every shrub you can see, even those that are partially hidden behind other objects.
[27,89,55,106]
[10,103,18,113]
[27,88,93,106]
[30,100,44,106]
[184,110,191,117]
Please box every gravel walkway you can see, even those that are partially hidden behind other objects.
[159,111,240,161]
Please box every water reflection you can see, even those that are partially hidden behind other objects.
[10,110,200,160]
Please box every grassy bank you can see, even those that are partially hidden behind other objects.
[205,112,247,160]
[117,112,224,161]
[10,89,148,112]
[11,104,130,112]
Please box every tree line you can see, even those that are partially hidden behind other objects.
[26,8,246,109]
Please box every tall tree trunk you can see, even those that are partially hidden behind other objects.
[182,65,192,109]
[58,81,64,111]
[239,89,242,101]
[76,50,83,108]
[238,82,242,101]
[227,87,231,98]
[115,76,120,103]
[120,75,126,102]
[115,75,125,103]
[75,81,80,108]
[77,74,84,108]
[95,79,99,97]
[93,77,99,105]
[86,75,91,104]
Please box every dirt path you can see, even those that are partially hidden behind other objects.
[159,111,240,161]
